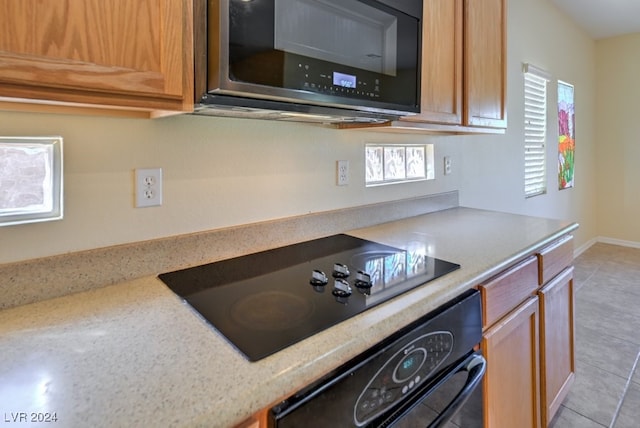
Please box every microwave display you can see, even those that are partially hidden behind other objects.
[333,72,357,89]
[225,0,421,113]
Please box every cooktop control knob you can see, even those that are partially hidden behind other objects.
[333,263,350,278]
[354,270,372,288]
[310,269,329,286]
[332,278,352,297]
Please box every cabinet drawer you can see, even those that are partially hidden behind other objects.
[479,255,539,329]
[537,236,574,285]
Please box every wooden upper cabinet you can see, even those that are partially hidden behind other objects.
[402,0,462,125]
[396,0,506,132]
[0,0,193,117]
[464,0,507,128]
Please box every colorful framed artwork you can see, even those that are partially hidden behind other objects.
[558,81,575,190]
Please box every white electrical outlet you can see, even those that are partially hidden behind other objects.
[337,160,349,186]
[444,156,452,175]
[135,168,163,207]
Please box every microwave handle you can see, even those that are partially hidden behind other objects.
[427,352,486,428]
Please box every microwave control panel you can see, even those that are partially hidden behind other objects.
[286,59,383,101]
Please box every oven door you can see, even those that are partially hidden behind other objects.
[385,351,485,428]
[269,290,485,428]
[210,0,421,115]
[270,351,485,428]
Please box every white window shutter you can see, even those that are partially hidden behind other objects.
[523,64,550,197]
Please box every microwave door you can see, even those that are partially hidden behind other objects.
[205,0,421,116]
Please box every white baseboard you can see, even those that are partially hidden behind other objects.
[574,238,598,258]
[574,236,640,258]
[597,236,640,249]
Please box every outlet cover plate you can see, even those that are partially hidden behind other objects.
[337,160,349,186]
[135,168,162,207]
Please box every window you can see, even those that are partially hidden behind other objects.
[523,64,551,197]
[0,136,63,226]
[365,144,434,187]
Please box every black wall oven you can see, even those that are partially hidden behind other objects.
[269,289,486,428]
[194,0,422,123]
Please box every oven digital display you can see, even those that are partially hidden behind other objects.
[333,72,357,88]
[395,350,426,381]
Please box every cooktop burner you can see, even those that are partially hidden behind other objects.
[159,234,460,361]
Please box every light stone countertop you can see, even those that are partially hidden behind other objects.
[0,207,578,428]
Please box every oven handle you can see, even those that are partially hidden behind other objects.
[426,352,486,428]
[380,351,486,428]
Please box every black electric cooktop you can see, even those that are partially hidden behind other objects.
[159,234,460,361]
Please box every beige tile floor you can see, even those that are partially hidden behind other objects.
[549,243,640,428]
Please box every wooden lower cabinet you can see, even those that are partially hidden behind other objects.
[482,296,541,428]
[539,267,575,426]
[481,235,575,428]
[235,408,268,428]
[235,417,261,428]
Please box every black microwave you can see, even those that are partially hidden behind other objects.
[193,0,422,123]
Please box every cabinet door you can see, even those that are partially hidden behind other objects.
[0,0,193,115]
[402,0,462,124]
[479,255,539,329]
[538,236,574,286]
[539,267,575,427]
[464,0,507,128]
[482,297,541,428]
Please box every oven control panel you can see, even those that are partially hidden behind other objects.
[354,332,453,426]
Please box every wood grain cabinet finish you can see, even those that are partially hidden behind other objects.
[401,0,463,125]
[538,236,574,285]
[0,0,193,117]
[234,414,262,428]
[236,403,270,428]
[480,234,574,428]
[463,0,507,128]
[400,0,506,130]
[482,296,541,428]
[539,267,575,426]
[478,255,539,329]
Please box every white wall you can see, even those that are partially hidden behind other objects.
[595,33,640,243]
[458,0,598,251]
[0,112,462,263]
[0,0,599,264]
